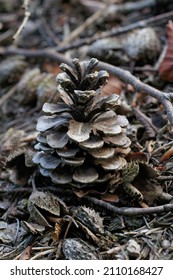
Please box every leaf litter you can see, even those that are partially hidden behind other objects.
[0,0,173,260]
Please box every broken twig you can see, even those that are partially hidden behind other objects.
[1,46,173,124]
[13,0,30,41]
[98,61,173,125]
[86,197,173,216]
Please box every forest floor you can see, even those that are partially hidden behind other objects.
[0,0,173,260]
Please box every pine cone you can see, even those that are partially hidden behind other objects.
[33,58,131,195]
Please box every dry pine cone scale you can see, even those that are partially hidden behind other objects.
[33,58,131,194]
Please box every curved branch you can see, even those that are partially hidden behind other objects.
[86,196,173,216]
[98,61,173,125]
[1,46,173,124]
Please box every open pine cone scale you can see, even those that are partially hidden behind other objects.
[33,58,131,194]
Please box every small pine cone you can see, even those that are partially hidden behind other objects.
[33,58,131,194]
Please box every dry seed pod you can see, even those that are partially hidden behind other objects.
[123,182,143,203]
[88,28,160,63]
[62,238,98,260]
[33,58,131,195]
[2,147,35,185]
[74,206,104,234]
[114,161,142,203]
[122,161,139,183]
[28,191,61,227]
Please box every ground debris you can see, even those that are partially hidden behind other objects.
[1,0,173,260]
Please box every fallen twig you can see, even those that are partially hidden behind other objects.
[59,5,107,47]
[158,176,173,181]
[1,46,173,124]
[1,186,173,216]
[0,46,71,65]
[98,61,173,125]
[60,0,155,47]
[13,0,31,41]
[86,196,173,216]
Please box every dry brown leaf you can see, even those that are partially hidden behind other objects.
[102,75,124,96]
[19,246,32,260]
[126,152,148,162]
[77,221,100,245]
[159,21,173,82]
[100,193,119,203]
[139,202,149,208]
[42,62,61,74]
[22,221,45,234]
[52,219,64,241]
[28,191,61,227]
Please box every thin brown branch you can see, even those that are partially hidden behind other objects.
[105,0,156,19]
[1,186,173,216]
[158,176,173,181]
[13,0,31,41]
[61,0,155,47]
[86,196,173,216]
[1,46,173,124]
[59,5,107,47]
[98,61,173,125]
[0,46,71,66]
[0,186,72,195]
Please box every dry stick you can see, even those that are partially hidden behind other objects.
[1,46,173,124]
[0,186,72,194]
[1,187,172,216]
[60,0,155,47]
[158,176,173,181]
[30,248,56,260]
[13,0,30,41]
[86,196,173,216]
[152,140,173,155]
[0,46,71,66]
[59,5,107,47]
[98,61,173,125]
[105,0,156,18]
[57,10,173,52]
